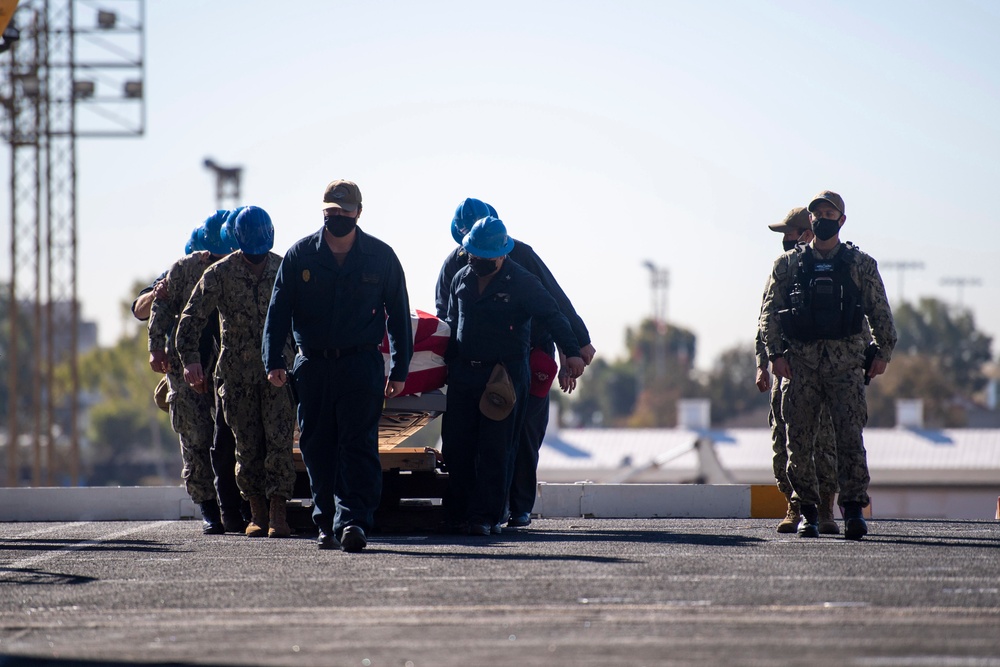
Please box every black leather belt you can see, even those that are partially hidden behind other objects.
[299,344,378,359]
[462,359,499,368]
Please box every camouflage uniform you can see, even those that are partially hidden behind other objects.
[176,251,296,500]
[761,243,896,508]
[755,316,838,498]
[148,251,220,504]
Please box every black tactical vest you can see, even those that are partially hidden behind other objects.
[779,244,864,342]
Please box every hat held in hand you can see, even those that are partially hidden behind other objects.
[480,363,516,421]
[528,348,558,397]
[153,376,170,413]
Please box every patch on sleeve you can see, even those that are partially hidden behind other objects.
[302,269,311,283]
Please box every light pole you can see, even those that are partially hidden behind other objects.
[642,260,669,326]
[3,0,146,487]
[642,260,670,382]
[941,276,981,309]
[881,260,925,306]
[203,157,243,210]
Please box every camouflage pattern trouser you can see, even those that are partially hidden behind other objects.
[770,378,838,497]
[166,372,217,504]
[781,360,871,508]
[219,379,296,500]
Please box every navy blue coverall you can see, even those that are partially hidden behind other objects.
[442,258,582,528]
[436,241,590,518]
[262,227,412,536]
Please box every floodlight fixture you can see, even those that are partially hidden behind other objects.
[97,10,116,29]
[72,80,96,99]
[123,80,142,98]
[19,74,40,96]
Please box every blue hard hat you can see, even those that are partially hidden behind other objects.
[451,198,498,245]
[219,206,245,252]
[201,209,240,256]
[462,216,514,259]
[233,206,274,254]
[185,225,206,254]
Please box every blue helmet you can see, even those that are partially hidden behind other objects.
[462,216,514,259]
[219,206,245,252]
[185,225,207,254]
[451,198,498,245]
[233,206,274,254]
[201,209,240,256]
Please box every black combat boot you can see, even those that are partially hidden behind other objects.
[842,501,868,541]
[199,500,225,535]
[220,503,248,533]
[797,503,819,538]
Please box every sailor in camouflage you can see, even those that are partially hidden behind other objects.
[176,207,296,539]
[148,211,239,530]
[755,207,840,534]
[760,191,896,540]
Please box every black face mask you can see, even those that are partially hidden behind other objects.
[811,217,840,242]
[468,256,498,277]
[324,213,357,238]
[783,240,798,252]
[243,252,268,265]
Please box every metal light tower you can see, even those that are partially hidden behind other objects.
[203,157,242,210]
[941,276,981,309]
[642,260,670,381]
[881,260,925,306]
[642,260,669,326]
[2,0,145,487]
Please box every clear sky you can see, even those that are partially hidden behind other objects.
[3,0,999,370]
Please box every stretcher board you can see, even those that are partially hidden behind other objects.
[291,389,446,474]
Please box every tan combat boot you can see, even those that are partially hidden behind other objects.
[818,492,841,535]
[776,493,800,534]
[268,495,291,538]
[245,495,269,537]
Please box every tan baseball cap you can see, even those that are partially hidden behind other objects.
[321,179,362,212]
[480,363,517,421]
[807,190,845,215]
[768,207,811,233]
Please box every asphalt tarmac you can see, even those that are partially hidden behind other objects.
[1,517,999,666]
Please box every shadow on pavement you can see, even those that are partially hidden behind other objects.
[0,538,183,555]
[0,568,97,586]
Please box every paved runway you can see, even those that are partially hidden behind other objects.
[1,518,999,666]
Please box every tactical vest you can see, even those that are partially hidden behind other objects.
[778,244,864,342]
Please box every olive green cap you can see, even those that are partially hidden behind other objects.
[768,207,811,233]
[807,190,845,215]
[321,179,362,212]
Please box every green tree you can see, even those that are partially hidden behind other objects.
[893,298,993,392]
[0,283,37,428]
[626,319,701,427]
[865,353,965,427]
[58,280,177,485]
[702,345,770,425]
[562,318,698,428]
[560,357,639,427]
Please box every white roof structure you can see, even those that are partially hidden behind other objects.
[538,427,1000,485]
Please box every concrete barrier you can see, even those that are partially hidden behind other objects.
[0,483,796,522]
[535,483,759,519]
[0,486,198,522]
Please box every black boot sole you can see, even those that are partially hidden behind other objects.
[844,518,868,540]
[798,524,819,538]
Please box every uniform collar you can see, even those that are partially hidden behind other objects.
[810,241,842,260]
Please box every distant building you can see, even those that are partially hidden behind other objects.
[539,399,1000,520]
